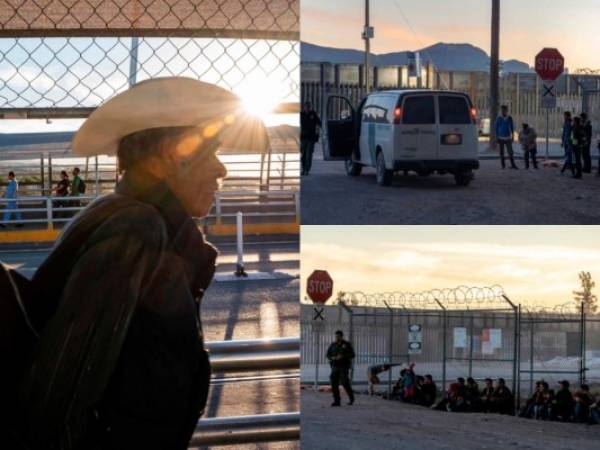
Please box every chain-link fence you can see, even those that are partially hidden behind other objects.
[0,0,300,119]
[301,286,600,411]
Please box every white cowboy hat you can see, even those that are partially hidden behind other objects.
[72,77,269,156]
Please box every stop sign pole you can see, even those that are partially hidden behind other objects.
[535,48,565,159]
[306,270,334,389]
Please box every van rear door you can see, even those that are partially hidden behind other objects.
[323,95,357,161]
[437,94,478,160]
[399,94,438,161]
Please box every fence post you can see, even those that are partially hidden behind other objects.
[580,302,586,385]
[235,211,247,277]
[383,301,393,395]
[502,294,519,412]
[529,311,534,399]
[435,299,447,394]
[314,328,320,390]
[468,312,474,378]
[48,155,52,195]
[46,197,53,231]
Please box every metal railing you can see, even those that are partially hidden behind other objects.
[0,189,300,228]
[200,337,300,447]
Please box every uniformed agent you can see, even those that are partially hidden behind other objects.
[326,330,355,406]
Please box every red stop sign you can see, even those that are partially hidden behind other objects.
[535,48,564,81]
[306,270,333,304]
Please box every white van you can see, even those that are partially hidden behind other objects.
[323,89,479,186]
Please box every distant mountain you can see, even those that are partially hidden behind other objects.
[301,42,534,73]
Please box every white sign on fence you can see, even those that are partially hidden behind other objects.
[489,328,502,349]
[453,327,467,348]
[408,324,422,354]
[541,83,557,109]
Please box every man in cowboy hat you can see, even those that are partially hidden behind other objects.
[17,77,269,450]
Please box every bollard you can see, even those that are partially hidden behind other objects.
[234,211,248,277]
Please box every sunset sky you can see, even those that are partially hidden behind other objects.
[301,226,600,307]
[302,0,600,71]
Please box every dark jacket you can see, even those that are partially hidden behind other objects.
[326,340,355,369]
[20,176,217,450]
[300,110,322,142]
[583,120,592,146]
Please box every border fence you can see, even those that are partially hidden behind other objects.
[301,285,600,411]
[0,0,300,446]
[301,62,600,141]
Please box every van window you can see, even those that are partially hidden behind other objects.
[439,95,471,124]
[402,96,435,125]
[362,95,398,124]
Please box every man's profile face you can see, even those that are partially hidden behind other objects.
[165,129,227,217]
[8,173,14,180]
[335,333,343,343]
[501,108,508,117]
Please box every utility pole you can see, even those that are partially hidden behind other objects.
[490,0,500,150]
[128,36,139,87]
[363,0,372,94]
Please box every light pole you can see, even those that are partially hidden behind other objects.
[363,0,372,94]
[490,0,500,150]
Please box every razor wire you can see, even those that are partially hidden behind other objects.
[327,285,510,310]
[0,36,299,111]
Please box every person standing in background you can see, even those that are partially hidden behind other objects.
[518,123,538,169]
[1,171,23,228]
[495,105,518,169]
[580,112,592,173]
[300,101,321,176]
[561,111,574,175]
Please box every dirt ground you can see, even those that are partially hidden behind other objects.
[301,389,600,450]
[301,148,600,224]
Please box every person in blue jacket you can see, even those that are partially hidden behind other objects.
[1,171,23,228]
[495,105,518,169]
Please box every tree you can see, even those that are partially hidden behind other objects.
[573,271,598,314]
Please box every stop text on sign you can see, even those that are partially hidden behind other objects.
[536,58,563,73]
[308,279,332,294]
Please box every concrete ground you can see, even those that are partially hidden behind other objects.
[301,389,600,450]
[0,236,299,450]
[301,144,600,224]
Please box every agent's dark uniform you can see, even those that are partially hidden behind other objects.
[326,338,355,405]
[19,178,216,450]
[300,108,322,175]
[582,118,592,173]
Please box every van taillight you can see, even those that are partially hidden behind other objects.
[470,107,477,123]
[393,107,402,124]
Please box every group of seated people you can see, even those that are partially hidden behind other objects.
[368,363,438,407]
[519,380,600,424]
[369,363,600,426]
[433,377,514,414]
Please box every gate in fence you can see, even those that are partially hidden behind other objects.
[301,286,600,412]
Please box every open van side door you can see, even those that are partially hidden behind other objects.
[323,95,357,161]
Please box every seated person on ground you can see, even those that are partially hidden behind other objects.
[465,377,481,412]
[573,384,595,423]
[490,378,513,415]
[519,380,543,419]
[420,374,437,407]
[480,378,495,413]
[552,380,574,422]
[401,364,417,402]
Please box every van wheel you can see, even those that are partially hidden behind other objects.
[345,159,362,176]
[376,152,393,186]
[455,170,473,186]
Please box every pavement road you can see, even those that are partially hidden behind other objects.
[301,389,600,450]
[302,144,600,224]
[0,236,299,450]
